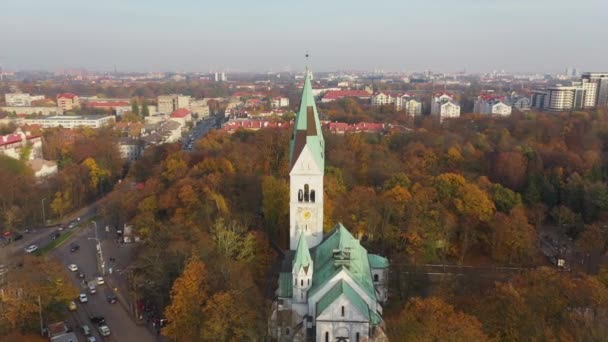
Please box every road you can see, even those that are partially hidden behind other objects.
[182,116,217,151]
[52,221,155,342]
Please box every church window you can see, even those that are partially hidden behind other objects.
[325,332,329,342]
[310,190,316,203]
[356,332,360,342]
[304,184,310,202]
[301,279,304,287]
[305,225,308,231]
[374,274,379,282]
[307,279,310,285]
[341,306,345,317]
[298,190,304,202]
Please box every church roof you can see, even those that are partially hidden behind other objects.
[316,280,370,321]
[309,223,376,302]
[289,67,324,171]
[293,234,313,274]
[368,254,389,269]
[278,272,293,298]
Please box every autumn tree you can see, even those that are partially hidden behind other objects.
[261,175,289,238]
[488,207,537,264]
[388,297,488,341]
[163,256,209,342]
[50,191,71,219]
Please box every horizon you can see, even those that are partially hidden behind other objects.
[1,0,607,73]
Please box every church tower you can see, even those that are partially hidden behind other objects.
[289,67,324,250]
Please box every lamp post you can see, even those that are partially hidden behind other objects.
[89,221,106,275]
[41,198,46,226]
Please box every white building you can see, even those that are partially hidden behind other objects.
[371,92,422,116]
[269,68,389,342]
[4,93,45,106]
[431,93,461,121]
[474,95,512,116]
[370,92,395,107]
[157,94,191,114]
[118,138,142,162]
[272,97,290,108]
[531,85,586,111]
[25,115,115,129]
[581,72,608,107]
[0,106,62,115]
[190,100,210,118]
[0,130,43,160]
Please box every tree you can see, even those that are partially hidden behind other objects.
[387,297,488,341]
[50,191,71,219]
[201,291,258,341]
[141,100,150,117]
[162,257,209,342]
[488,207,538,264]
[261,176,289,237]
[131,99,139,115]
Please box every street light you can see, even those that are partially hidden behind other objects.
[41,198,46,226]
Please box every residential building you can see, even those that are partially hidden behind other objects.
[56,93,80,111]
[581,72,608,106]
[397,95,423,116]
[157,94,191,113]
[118,137,142,162]
[222,119,291,133]
[371,92,395,107]
[0,129,43,160]
[0,106,62,115]
[272,97,290,108]
[4,92,45,106]
[431,93,461,121]
[190,100,210,118]
[508,92,531,111]
[141,120,182,145]
[474,94,512,116]
[269,68,389,342]
[169,108,192,129]
[25,115,115,129]
[531,85,586,111]
[321,90,371,103]
[86,100,131,113]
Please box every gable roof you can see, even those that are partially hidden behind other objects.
[309,223,376,302]
[316,280,370,320]
[293,234,313,274]
[289,67,324,171]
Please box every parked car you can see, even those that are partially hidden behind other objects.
[86,337,97,342]
[50,231,60,240]
[96,276,104,285]
[79,293,88,303]
[90,316,105,325]
[70,244,80,253]
[77,271,85,279]
[24,244,38,253]
[98,324,111,337]
[68,221,77,229]
[68,264,78,272]
[68,301,77,311]
[88,283,97,294]
[81,324,92,336]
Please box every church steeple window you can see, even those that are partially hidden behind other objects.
[310,190,316,203]
[298,190,304,202]
[304,184,310,202]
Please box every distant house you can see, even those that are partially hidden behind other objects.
[86,100,131,114]
[271,97,290,108]
[222,119,291,133]
[430,93,461,122]
[56,93,80,111]
[474,94,512,116]
[326,122,386,134]
[0,129,42,160]
[321,90,371,103]
[169,108,192,129]
[118,137,142,162]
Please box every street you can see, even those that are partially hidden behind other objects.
[182,116,217,151]
[52,222,156,342]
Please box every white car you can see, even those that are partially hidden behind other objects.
[79,293,88,303]
[68,264,78,272]
[88,283,97,294]
[86,337,97,342]
[96,276,104,285]
[98,324,111,337]
[24,244,38,253]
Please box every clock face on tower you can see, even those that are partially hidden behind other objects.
[296,207,317,232]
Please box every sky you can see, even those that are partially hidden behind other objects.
[1,0,607,73]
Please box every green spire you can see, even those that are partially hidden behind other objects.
[289,67,325,171]
[293,234,313,274]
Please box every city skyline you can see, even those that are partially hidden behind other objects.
[1,0,607,73]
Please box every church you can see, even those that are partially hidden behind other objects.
[269,67,389,342]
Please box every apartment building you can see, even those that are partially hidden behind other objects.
[474,94,512,116]
[56,93,80,111]
[431,93,461,122]
[581,72,608,107]
[157,94,191,113]
[25,115,115,128]
[190,99,210,118]
[4,93,45,106]
[371,92,422,116]
[531,85,585,111]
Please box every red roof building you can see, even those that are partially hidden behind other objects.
[321,90,371,103]
[170,108,191,118]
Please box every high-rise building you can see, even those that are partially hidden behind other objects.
[581,72,608,107]
[531,85,585,111]
[269,67,389,342]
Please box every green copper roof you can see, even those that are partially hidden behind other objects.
[309,223,376,302]
[293,234,313,274]
[289,67,325,171]
[316,280,369,320]
[278,272,293,298]
[368,254,390,269]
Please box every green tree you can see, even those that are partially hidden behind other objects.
[50,191,71,219]
[141,100,150,117]
[261,176,289,236]
[131,99,139,115]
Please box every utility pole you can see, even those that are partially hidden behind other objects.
[41,198,46,226]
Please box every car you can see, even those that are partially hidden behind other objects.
[68,264,78,272]
[24,244,38,253]
[90,316,105,325]
[68,301,77,311]
[50,231,60,240]
[77,271,85,279]
[96,276,104,285]
[67,221,77,229]
[88,283,97,294]
[79,293,88,303]
[70,244,80,253]
[13,233,23,241]
[106,293,117,304]
[81,324,92,336]
[98,324,111,337]
[86,337,97,342]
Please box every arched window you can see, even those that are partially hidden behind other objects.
[341,306,345,317]
[307,279,310,285]
[298,190,304,202]
[325,332,329,342]
[374,274,379,282]
[301,279,303,287]
[304,184,310,202]
[356,332,360,342]
[310,190,316,203]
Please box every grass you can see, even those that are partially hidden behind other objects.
[34,229,75,256]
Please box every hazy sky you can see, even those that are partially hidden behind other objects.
[1,0,606,73]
